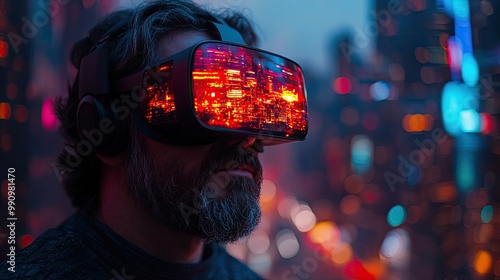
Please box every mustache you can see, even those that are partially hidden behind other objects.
[201,148,263,180]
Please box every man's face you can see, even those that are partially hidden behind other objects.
[126,31,263,243]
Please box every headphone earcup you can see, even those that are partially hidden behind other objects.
[76,95,126,156]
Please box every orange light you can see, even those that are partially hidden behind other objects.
[145,61,176,124]
[403,114,432,132]
[281,88,298,102]
[402,114,412,132]
[474,250,492,276]
[363,259,385,279]
[408,114,423,131]
[308,221,340,246]
[331,242,353,266]
[0,102,11,120]
[430,182,456,203]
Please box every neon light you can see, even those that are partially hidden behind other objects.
[461,53,479,86]
[453,0,472,55]
[41,98,58,131]
[442,81,479,136]
[480,113,493,134]
[446,36,462,81]
[460,109,480,132]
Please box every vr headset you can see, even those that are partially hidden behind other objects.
[76,20,308,155]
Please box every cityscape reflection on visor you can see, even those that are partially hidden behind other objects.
[143,42,308,140]
[192,43,308,138]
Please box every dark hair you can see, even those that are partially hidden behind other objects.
[53,0,259,213]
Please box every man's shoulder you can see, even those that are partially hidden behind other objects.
[0,218,108,279]
[213,245,264,280]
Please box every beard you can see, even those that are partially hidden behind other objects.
[126,132,262,244]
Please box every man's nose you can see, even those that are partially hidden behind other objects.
[225,136,256,150]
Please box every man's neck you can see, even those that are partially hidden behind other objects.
[96,165,204,264]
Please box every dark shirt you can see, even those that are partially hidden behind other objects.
[0,211,264,280]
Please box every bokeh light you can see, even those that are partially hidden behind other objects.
[291,203,317,232]
[351,135,373,174]
[333,77,351,94]
[309,221,341,247]
[481,205,493,224]
[4,1,500,279]
[460,109,481,132]
[473,250,492,276]
[370,81,391,101]
[0,37,7,58]
[41,98,58,131]
[331,242,353,266]
[340,195,361,215]
[260,179,276,203]
[461,53,479,86]
[0,102,11,120]
[387,205,407,227]
[276,229,300,259]
[247,230,270,254]
[20,234,34,249]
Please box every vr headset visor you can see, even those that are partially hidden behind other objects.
[112,41,308,145]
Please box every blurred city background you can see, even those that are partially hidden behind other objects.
[1,0,500,279]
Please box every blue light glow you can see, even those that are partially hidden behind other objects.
[387,205,407,227]
[460,109,481,132]
[351,135,373,174]
[441,82,464,136]
[456,153,475,191]
[461,53,479,86]
[442,81,480,136]
[453,0,470,20]
[481,205,493,223]
[370,81,391,101]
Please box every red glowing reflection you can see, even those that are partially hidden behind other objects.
[192,43,307,137]
[145,61,176,124]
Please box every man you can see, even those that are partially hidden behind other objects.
[1,0,308,279]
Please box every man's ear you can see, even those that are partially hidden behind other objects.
[96,152,126,167]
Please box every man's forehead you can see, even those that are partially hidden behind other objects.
[157,30,214,58]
